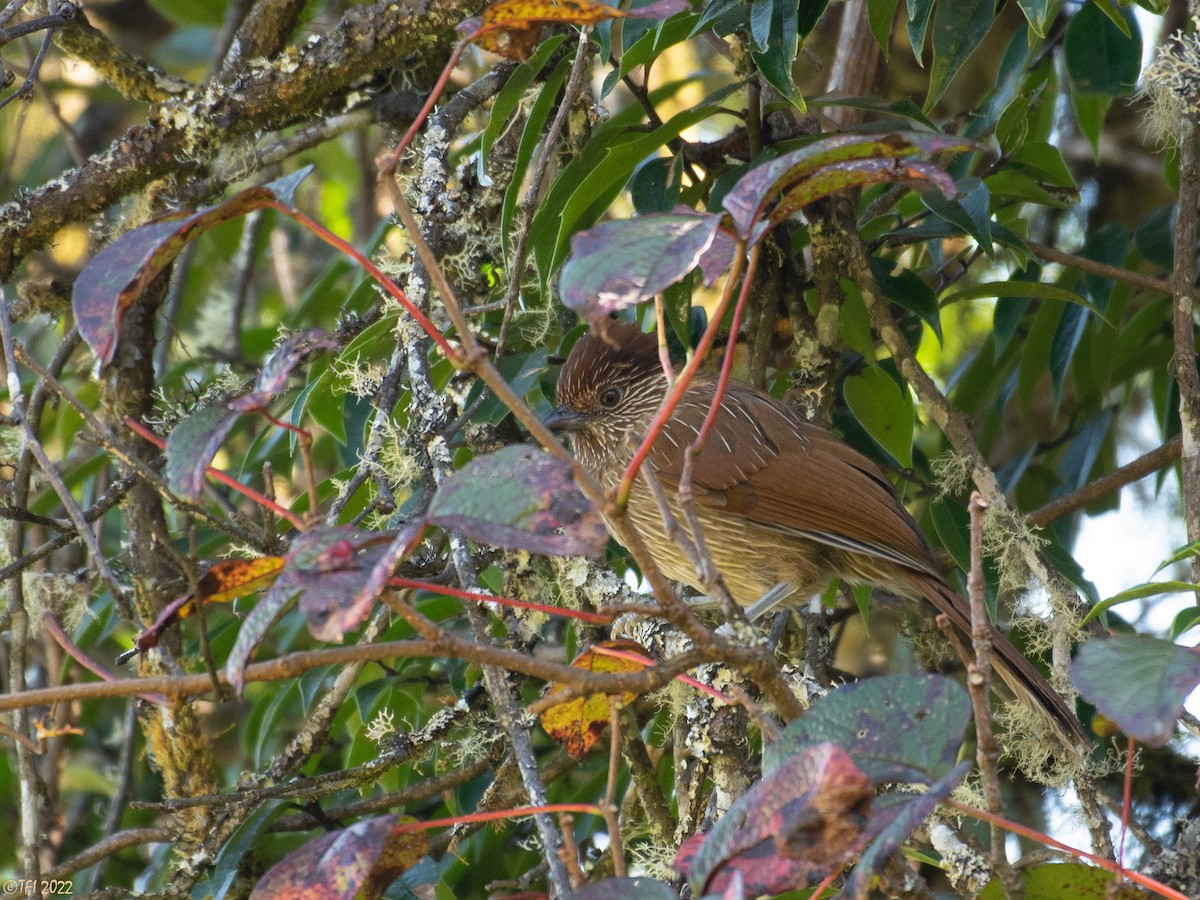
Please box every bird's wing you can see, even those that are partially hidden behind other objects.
[648,383,940,578]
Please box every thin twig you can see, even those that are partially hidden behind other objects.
[966,493,1021,898]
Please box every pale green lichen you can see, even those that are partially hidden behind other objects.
[1139,24,1200,145]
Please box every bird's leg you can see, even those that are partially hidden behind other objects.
[743,582,795,621]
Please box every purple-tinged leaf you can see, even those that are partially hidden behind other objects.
[226,528,400,695]
[163,405,240,501]
[73,166,314,367]
[842,760,973,899]
[676,743,873,896]
[301,525,421,643]
[722,133,972,237]
[229,328,340,411]
[427,445,608,559]
[1070,634,1200,746]
[558,211,734,321]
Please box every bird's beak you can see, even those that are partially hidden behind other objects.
[542,405,588,433]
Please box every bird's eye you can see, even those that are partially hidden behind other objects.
[598,387,622,408]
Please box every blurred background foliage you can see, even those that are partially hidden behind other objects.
[2,0,1199,896]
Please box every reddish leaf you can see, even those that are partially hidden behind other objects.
[676,743,873,896]
[540,640,648,759]
[163,405,240,501]
[721,133,971,238]
[558,211,736,321]
[249,814,427,900]
[73,166,313,367]
[426,445,607,559]
[225,528,402,695]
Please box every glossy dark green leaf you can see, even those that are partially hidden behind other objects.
[906,0,934,59]
[920,175,992,253]
[763,674,971,783]
[925,0,995,111]
[1070,634,1200,746]
[630,155,683,213]
[750,0,803,108]
[1071,92,1111,158]
[1065,2,1140,95]
[426,445,608,559]
[1134,205,1175,271]
[843,367,914,467]
[871,256,942,342]
[868,0,900,59]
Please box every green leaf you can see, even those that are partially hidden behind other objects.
[941,280,1105,319]
[1070,634,1200,746]
[751,0,803,109]
[871,256,942,342]
[868,0,901,59]
[1064,3,1140,96]
[501,54,574,261]
[479,35,570,182]
[906,0,935,61]
[1153,539,1200,576]
[920,176,992,254]
[980,862,1151,900]
[1082,581,1200,625]
[1071,92,1111,158]
[532,96,722,281]
[1016,0,1051,38]
[1170,607,1200,640]
[925,0,995,112]
[1007,141,1077,188]
[843,367,914,466]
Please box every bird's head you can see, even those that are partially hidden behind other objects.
[543,320,666,467]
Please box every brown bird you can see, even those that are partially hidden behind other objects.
[545,319,1085,747]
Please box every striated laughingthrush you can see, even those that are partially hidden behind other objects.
[544,319,1085,746]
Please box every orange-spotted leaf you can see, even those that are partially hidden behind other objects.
[249,814,428,900]
[119,556,285,663]
[540,640,648,759]
[196,556,287,608]
[459,0,687,60]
